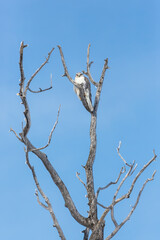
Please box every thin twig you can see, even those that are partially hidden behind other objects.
[129,163,138,176]
[57,45,75,84]
[117,141,132,167]
[76,172,87,189]
[83,43,98,87]
[96,167,125,199]
[126,151,157,198]
[113,162,134,202]
[35,190,48,209]
[30,105,61,152]
[28,73,53,93]
[97,202,109,209]
[24,48,54,95]
[10,128,23,142]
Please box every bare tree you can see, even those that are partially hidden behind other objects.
[10,42,157,240]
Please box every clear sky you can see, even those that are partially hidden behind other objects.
[0,0,159,239]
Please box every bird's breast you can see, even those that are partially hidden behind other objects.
[75,76,85,84]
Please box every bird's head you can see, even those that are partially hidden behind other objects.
[75,72,83,78]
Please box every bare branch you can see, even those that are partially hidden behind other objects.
[117,141,132,167]
[18,42,31,139]
[10,128,23,142]
[28,73,53,93]
[19,41,27,95]
[111,207,118,227]
[90,156,156,240]
[84,43,98,87]
[96,167,125,199]
[25,137,90,227]
[25,148,66,240]
[113,162,134,202]
[129,163,138,176]
[35,190,48,209]
[126,151,157,199]
[105,171,156,240]
[97,202,109,209]
[57,45,75,84]
[94,58,109,112]
[24,48,54,95]
[76,172,87,189]
[30,105,61,152]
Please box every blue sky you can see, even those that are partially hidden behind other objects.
[0,0,159,239]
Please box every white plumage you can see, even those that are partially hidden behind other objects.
[74,72,93,113]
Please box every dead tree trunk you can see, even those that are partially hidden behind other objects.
[11,42,157,240]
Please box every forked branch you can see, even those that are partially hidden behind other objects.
[96,166,125,199]
[82,44,98,87]
[105,171,156,240]
[24,47,54,95]
[89,150,157,240]
[25,148,66,240]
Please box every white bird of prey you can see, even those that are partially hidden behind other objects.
[74,72,94,113]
